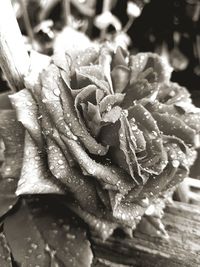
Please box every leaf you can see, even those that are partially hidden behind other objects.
[0,110,24,179]
[0,91,12,109]
[4,198,94,267]
[4,202,51,267]
[0,178,18,218]
[27,197,93,267]
[0,231,12,267]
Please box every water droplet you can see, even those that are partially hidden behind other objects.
[131,125,137,131]
[31,243,38,250]
[52,230,58,235]
[53,88,60,96]
[172,159,180,168]
[27,101,32,106]
[121,213,126,220]
[58,159,64,165]
[63,225,70,231]
[140,197,149,208]
[66,233,76,240]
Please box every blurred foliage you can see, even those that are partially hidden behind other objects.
[1,0,200,92]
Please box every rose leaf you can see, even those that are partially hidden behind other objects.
[0,231,12,267]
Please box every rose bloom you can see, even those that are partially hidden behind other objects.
[7,45,200,239]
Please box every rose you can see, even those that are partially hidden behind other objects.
[4,45,200,239]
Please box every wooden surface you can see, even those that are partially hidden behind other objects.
[92,201,200,267]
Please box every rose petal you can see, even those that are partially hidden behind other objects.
[100,121,121,146]
[129,104,167,175]
[152,112,198,147]
[76,68,110,93]
[108,117,141,183]
[157,82,190,104]
[57,73,108,155]
[123,80,156,108]
[76,65,104,81]
[111,65,130,93]
[16,132,63,195]
[129,53,172,83]
[61,135,134,195]
[112,47,128,68]
[67,202,118,240]
[9,89,43,148]
[111,200,143,228]
[99,93,124,113]
[83,102,102,136]
[102,106,122,124]
[46,136,101,214]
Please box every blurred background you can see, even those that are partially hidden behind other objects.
[6,0,200,92]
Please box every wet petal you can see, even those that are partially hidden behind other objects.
[99,93,124,113]
[46,136,101,214]
[152,112,198,147]
[61,135,134,195]
[16,133,63,195]
[67,202,118,240]
[111,65,130,93]
[129,53,172,83]
[129,104,167,175]
[9,89,43,147]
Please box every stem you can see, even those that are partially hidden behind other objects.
[0,0,30,91]
[123,16,134,33]
[19,0,35,46]
[100,0,112,40]
[63,0,71,26]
